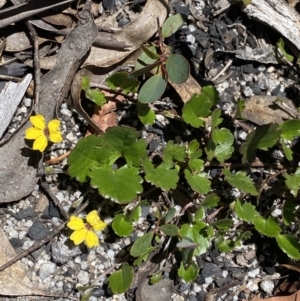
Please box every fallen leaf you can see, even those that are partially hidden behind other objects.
[0,227,48,296]
[83,0,168,67]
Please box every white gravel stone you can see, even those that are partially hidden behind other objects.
[24,98,32,107]
[88,297,97,301]
[77,270,90,285]
[193,283,202,293]
[247,280,259,291]
[260,280,274,295]
[60,108,72,117]
[271,208,282,218]
[9,228,19,238]
[107,249,115,259]
[186,34,195,44]
[205,277,213,284]
[39,262,56,280]
[243,86,254,97]
[80,261,88,270]
[248,268,260,278]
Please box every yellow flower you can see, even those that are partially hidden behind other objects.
[67,210,107,248]
[25,114,63,152]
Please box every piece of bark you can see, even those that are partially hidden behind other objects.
[0,74,32,139]
[243,0,300,51]
[0,3,97,203]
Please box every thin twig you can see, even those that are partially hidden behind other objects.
[26,21,40,108]
[0,201,89,272]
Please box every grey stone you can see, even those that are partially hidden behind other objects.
[27,221,50,240]
[51,239,82,264]
[77,270,89,285]
[17,207,35,219]
[39,262,56,280]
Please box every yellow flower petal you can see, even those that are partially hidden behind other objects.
[49,131,63,143]
[32,135,48,152]
[48,119,61,132]
[30,114,46,130]
[86,210,107,231]
[67,216,85,230]
[70,229,87,245]
[85,230,99,248]
[25,127,43,140]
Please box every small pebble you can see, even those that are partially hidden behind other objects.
[260,280,274,295]
[248,268,260,278]
[39,262,56,280]
[77,270,90,285]
[24,98,32,107]
[247,280,259,291]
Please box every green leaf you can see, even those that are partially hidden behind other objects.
[211,109,223,128]
[138,73,167,104]
[129,206,141,222]
[182,93,214,127]
[81,76,90,91]
[212,128,234,162]
[160,224,179,236]
[165,54,189,84]
[187,140,200,156]
[215,236,235,252]
[240,123,282,164]
[281,140,293,161]
[131,61,161,78]
[223,168,259,196]
[68,135,108,182]
[283,200,296,226]
[108,263,133,294]
[112,214,133,237]
[130,232,154,257]
[143,158,179,191]
[202,85,219,107]
[284,168,300,197]
[276,38,294,62]
[150,273,163,285]
[135,46,159,71]
[276,234,300,260]
[141,45,160,60]
[178,261,198,282]
[184,170,211,194]
[280,120,300,140]
[162,141,186,163]
[133,247,157,266]
[236,99,245,119]
[212,219,233,230]
[85,88,106,106]
[106,72,139,94]
[162,14,185,38]
[177,239,199,249]
[188,159,204,173]
[253,216,281,237]
[137,102,156,126]
[202,194,220,208]
[179,224,210,256]
[235,200,258,222]
[90,165,143,203]
[195,206,205,222]
[164,207,177,223]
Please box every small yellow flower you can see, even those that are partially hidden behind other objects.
[25,114,63,152]
[67,210,107,248]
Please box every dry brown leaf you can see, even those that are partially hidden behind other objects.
[5,28,47,52]
[42,13,75,27]
[0,227,49,296]
[83,0,168,67]
[170,74,202,103]
[250,291,300,301]
[241,95,298,125]
[25,56,57,70]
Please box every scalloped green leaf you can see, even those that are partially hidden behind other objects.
[178,261,198,282]
[68,135,113,182]
[112,214,133,237]
[130,232,154,257]
[277,38,294,62]
[129,206,141,222]
[211,109,223,128]
[235,200,258,222]
[133,247,157,266]
[281,139,293,161]
[240,123,282,164]
[166,54,189,84]
[179,224,209,256]
[223,168,259,196]
[283,200,296,225]
[85,88,106,106]
[162,14,185,38]
[284,168,300,197]
[253,216,281,237]
[138,73,167,104]
[184,170,211,194]
[143,158,179,191]
[202,85,219,106]
[215,236,235,252]
[89,165,143,203]
[108,263,133,294]
[182,93,214,127]
[202,193,220,208]
[106,72,139,94]
[137,102,156,126]
[81,76,90,90]
[187,140,200,156]
[163,141,186,163]
[188,159,204,173]
[280,120,300,140]
[276,234,300,260]
[159,224,179,236]
[195,206,205,222]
